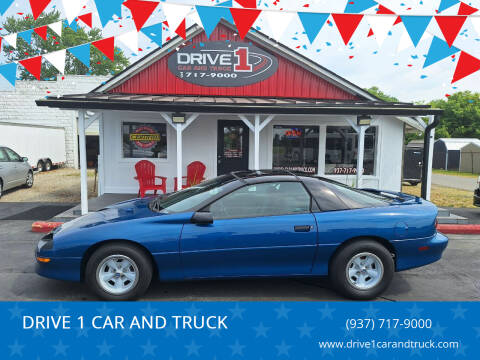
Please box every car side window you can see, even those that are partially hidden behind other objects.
[4,148,21,162]
[0,149,8,162]
[208,182,311,220]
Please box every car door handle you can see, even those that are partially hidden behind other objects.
[294,225,312,232]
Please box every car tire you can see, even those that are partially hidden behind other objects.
[329,240,394,300]
[0,180,3,199]
[37,161,44,172]
[45,160,52,171]
[408,181,420,186]
[25,171,34,188]
[85,243,153,301]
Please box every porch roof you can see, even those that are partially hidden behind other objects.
[36,92,443,116]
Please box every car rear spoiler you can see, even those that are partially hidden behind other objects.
[361,188,421,203]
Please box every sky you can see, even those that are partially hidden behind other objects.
[0,0,479,102]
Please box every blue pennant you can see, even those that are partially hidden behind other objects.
[401,16,432,47]
[438,0,460,12]
[18,29,33,44]
[344,0,377,13]
[0,62,18,87]
[0,0,13,15]
[141,23,163,47]
[69,43,91,68]
[423,36,460,68]
[196,5,234,38]
[217,0,233,6]
[95,0,125,27]
[298,12,329,44]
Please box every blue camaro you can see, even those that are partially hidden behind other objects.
[35,170,448,300]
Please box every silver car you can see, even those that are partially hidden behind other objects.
[0,146,34,198]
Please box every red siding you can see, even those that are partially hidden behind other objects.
[109,24,359,101]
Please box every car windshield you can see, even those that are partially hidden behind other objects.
[149,175,235,213]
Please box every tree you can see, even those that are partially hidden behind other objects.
[366,86,399,103]
[1,11,129,80]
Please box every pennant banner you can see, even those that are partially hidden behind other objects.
[435,15,467,47]
[366,14,397,47]
[44,49,66,74]
[123,0,160,32]
[452,51,480,83]
[95,0,125,27]
[196,5,234,38]
[230,7,261,39]
[438,0,460,13]
[92,37,115,62]
[18,29,33,44]
[34,25,48,40]
[297,12,329,44]
[263,11,295,41]
[401,16,432,47]
[19,56,43,80]
[29,0,52,20]
[0,63,18,87]
[117,30,139,54]
[424,36,460,68]
[140,23,163,47]
[332,13,364,45]
[68,43,91,68]
[344,0,377,14]
[78,13,93,28]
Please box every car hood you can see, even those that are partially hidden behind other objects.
[55,197,159,234]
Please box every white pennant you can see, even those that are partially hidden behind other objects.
[397,30,413,53]
[117,31,139,54]
[162,3,191,32]
[61,0,88,24]
[263,11,295,41]
[366,15,397,47]
[44,49,66,74]
[48,21,63,37]
[471,18,480,36]
[4,33,17,49]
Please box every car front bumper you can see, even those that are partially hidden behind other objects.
[35,237,82,282]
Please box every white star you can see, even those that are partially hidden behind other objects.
[97,340,114,356]
[164,323,178,338]
[229,303,246,319]
[451,304,467,319]
[455,342,467,356]
[274,304,291,319]
[141,303,158,316]
[141,339,157,356]
[209,328,222,338]
[297,322,314,338]
[53,303,69,316]
[52,340,69,356]
[9,340,24,356]
[407,303,424,317]
[76,326,90,338]
[185,340,202,356]
[275,340,292,356]
[318,304,335,320]
[8,304,25,319]
[229,340,246,356]
[96,303,113,316]
[362,304,380,318]
[185,303,201,316]
[431,322,446,338]
[410,347,422,357]
[253,322,270,338]
[387,326,401,338]
[474,326,480,338]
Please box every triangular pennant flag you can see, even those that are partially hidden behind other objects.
[66,19,78,32]
[0,62,18,86]
[34,25,48,40]
[471,18,480,36]
[0,37,2,49]
[367,28,374,37]
[18,29,33,44]
[397,29,414,53]
[452,51,480,83]
[29,0,51,20]
[196,5,234,38]
[140,22,163,47]
[435,15,467,47]
[4,34,17,49]
[264,11,295,41]
[401,16,432,47]
[175,18,186,39]
[438,0,460,13]
[344,0,377,13]
[458,2,478,15]
[161,3,191,34]
[0,1,13,15]
[298,12,329,44]
[78,13,93,28]
[123,0,159,31]
[68,43,90,68]
[331,14,364,45]
[230,8,262,39]
[19,56,42,80]
[92,37,115,61]
[424,36,460,68]
[366,15,396,46]
[218,0,233,6]
[44,49,66,74]
[117,30,138,54]
[61,0,88,24]
[48,21,62,36]
[95,0,125,27]
[376,5,395,14]
[234,0,256,8]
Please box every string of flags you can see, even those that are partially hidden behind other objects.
[0,0,479,87]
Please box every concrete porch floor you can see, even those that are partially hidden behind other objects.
[53,193,137,221]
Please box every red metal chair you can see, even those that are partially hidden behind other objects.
[174,161,207,191]
[134,160,167,198]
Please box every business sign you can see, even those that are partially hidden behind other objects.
[168,41,278,87]
[129,125,161,149]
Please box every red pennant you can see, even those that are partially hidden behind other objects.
[452,51,480,83]
[34,25,48,40]
[332,14,364,45]
[458,3,478,15]
[235,0,257,8]
[367,28,374,37]
[78,13,93,28]
[92,37,115,61]
[377,5,395,14]
[0,37,2,49]
[394,16,402,25]
[175,18,186,39]
[19,56,42,80]
[435,16,467,47]
[230,8,262,39]
[29,0,51,20]
[123,0,159,31]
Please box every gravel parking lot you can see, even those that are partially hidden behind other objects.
[0,203,478,301]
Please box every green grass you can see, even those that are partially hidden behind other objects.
[432,169,479,178]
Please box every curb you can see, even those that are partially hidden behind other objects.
[437,224,480,235]
[32,221,63,233]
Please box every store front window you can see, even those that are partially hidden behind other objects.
[122,122,167,159]
[325,126,377,175]
[272,125,319,174]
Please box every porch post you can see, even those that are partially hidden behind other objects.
[426,115,435,201]
[356,126,367,188]
[176,124,183,191]
[254,115,260,170]
[78,110,88,215]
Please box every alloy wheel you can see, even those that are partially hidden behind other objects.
[96,255,139,295]
[345,252,384,290]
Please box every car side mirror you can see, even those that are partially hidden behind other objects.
[191,212,213,225]
[22,157,28,162]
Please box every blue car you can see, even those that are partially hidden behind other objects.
[35,171,448,300]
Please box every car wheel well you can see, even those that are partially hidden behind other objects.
[80,240,157,282]
[329,236,396,272]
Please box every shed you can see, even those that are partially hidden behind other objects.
[433,138,480,171]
